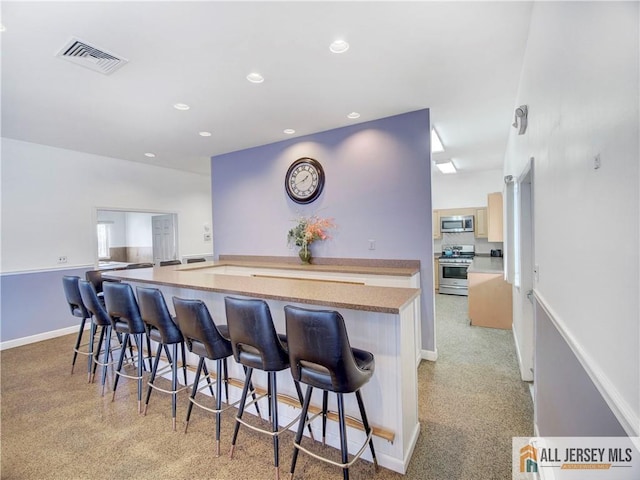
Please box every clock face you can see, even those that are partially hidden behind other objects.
[285,157,325,204]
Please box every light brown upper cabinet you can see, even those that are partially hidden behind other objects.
[433,210,441,239]
[475,208,488,238]
[487,192,504,242]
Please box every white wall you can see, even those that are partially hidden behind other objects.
[96,210,126,247]
[125,212,155,247]
[504,2,639,435]
[431,168,504,209]
[1,138,213,272]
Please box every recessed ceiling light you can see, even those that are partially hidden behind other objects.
[199,131,212,137]
[431,128,445,153]
[283,129,295,135]
[347,112,360,119]
[173,103,190,111]
[246,72,264,84]
[434,160,456,174]
[144,152,156,158]
[329,39,349,54]
[0,24,6,32]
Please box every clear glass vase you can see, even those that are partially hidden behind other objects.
[298,245,311,264]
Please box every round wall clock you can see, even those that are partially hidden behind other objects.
[285,157,325,204]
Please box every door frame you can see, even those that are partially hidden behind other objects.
[514,158,535,382]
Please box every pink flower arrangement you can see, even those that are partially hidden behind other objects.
[287,215,336,249]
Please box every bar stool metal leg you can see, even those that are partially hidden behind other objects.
[337,394,349,480]
[270,372,280,480]
[229,367,254,458]
[355,389,379,471]
[289,385,314,479]
[71,316,88,374]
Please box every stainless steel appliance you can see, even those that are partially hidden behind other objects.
[440,215,474,233]
[439,244,474,296]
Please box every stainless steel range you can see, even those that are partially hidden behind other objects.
[438,245,474,296]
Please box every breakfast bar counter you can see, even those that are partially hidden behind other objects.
[103,259,422,474]
[104,260,420,314]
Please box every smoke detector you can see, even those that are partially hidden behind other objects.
[56,37,128,75]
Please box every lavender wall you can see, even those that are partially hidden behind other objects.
[211,109,435,353]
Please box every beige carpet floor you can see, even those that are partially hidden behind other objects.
[1,294,533,479]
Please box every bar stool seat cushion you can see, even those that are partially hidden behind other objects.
[146,323,183,345]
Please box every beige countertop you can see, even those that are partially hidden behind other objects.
[103,262,420,314]
[468,256,504,274]
[212,256,420,276]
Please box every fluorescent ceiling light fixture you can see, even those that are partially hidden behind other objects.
[434,160,456,174]
[347,112,360,119]
[329,39,349,53]
[431,128,444,153]
[283,129,295,135]
[173,103,190,111]
[246,72,264,83]
[199,131,212,137]
[144,152,156,158]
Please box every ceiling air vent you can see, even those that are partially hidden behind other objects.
[56,37,128,75]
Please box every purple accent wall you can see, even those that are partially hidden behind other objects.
[211,109,435,352]
[1,267,90,342]
[535,301,626,436]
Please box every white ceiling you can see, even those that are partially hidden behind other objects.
[1,1,532,176]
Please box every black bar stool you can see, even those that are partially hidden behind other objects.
[186,257,206,263]
[62,275,92,377]
[172,297,233,455]
[136,286,189,431]
[159,260,182,266]
[225,296,309,480]
[103,282,152,414]
[284,305,378,480]
[78,280,122,394]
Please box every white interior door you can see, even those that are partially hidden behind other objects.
[152,214,177,263]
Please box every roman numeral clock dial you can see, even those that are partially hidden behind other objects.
[285,157,325,204]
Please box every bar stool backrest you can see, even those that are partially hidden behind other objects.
[62,275,89,319]
[103,282,146,334]
[224,296,288,371]
[136,287,183,344]
[186,257,206,264]
[78,280,111,327]
[284,305,372,394]
[159,260,182,266]
[173,297,232,360]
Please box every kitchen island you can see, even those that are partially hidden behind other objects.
[103,258,421,474]
[467,256,512,329]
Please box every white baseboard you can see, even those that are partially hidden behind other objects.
[0,324,86,351]
[421,349,438,362]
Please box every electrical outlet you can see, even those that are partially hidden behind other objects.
[368,239,376,250]
[57,256,68,264]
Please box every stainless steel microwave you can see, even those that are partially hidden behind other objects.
[440,215,474,233]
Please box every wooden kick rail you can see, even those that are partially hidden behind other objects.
[130,347,395,443]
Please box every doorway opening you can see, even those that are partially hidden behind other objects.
[95,208,178,268]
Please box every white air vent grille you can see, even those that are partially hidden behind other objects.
[56,38,128,75]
